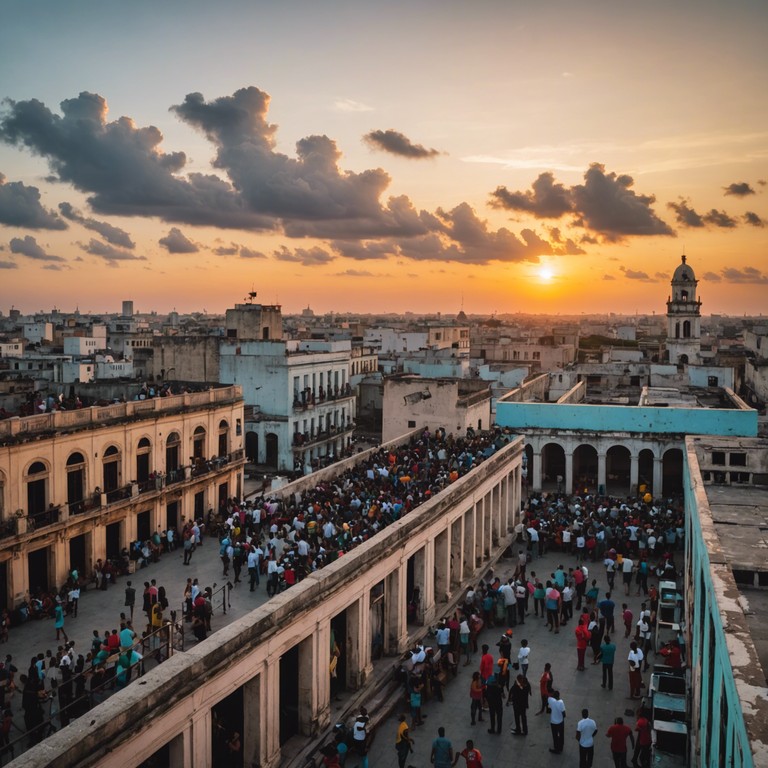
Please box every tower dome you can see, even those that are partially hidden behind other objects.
[665,254,701,365]
[672,253,696,283]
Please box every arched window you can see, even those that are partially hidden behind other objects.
[675,322,680,339]
[681,289,688,302]
[166,432,181,472]
[102,445,122,496]
[137,437,152,485]
[66,451,86,514]
[218,419,229,457]
[26,461,49,516]
[193,426,206,460]
[683,320,691,338]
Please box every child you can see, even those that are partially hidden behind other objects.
[622,604,633,638]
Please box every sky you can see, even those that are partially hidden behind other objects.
[1,0,767,317]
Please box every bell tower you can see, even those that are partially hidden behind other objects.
[665,254,701,365]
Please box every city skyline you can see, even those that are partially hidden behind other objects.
[1,0,767,316]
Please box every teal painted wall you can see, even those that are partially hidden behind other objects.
[496,401,757,437]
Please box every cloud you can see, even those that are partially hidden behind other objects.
[654,272,669,280]
[159,227,198,253]
[0,91,275,230]
[212,241,265,258]
[619,265,655,281]
[334,98,373,113]
[363,129,440,159]
[330,239,394,260]
[9,235,64,261]
[273,245,334,266]
[0,173,67,229]
[240,246,266,259]
[58,202,135,248]
[43,264,65,271]
[491,164,674,241]
[80,238,146,262]
[213,244,239,256]
[720,266,768,284]
[0,261,18,269]
[668,198,737,228]
[702,271,722,282]
[723,182,755,197]
[602,274,615,280]
[333,269,375,277]
[743,211,765,227]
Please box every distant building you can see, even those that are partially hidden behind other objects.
[666,254,702,365]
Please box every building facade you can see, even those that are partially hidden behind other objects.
[0,386,245,608]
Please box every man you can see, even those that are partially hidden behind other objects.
[627,642,644,699]
[633,711,652,768]
[517,639,531,678]
[576,708,597,768]
[124,581,136,623]
[351,707,369,768]
[247,545,263,591]
[395,714,414,768]
[436,622,451,659]
[515,581,527,625]
[452,739,483,768]
[499,579,516,627]
[574,617,591,671]
[606,716,634,768]
[431,726,453,768]
[547,689,566,754]
[479,644,494,682]
[484,673,503,735]
[598,592,616,635]
[509,673,531,735]
[621,556,634,596]
[600,635,617,690]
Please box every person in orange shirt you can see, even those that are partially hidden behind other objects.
[574,617,592,671]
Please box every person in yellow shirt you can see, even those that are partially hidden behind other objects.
[395,713,414,768]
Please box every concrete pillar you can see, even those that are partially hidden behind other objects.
[419,541,436,626]
[597,452,607,493]
[190,709,211,766]
[532,450,542,490]
[53,535,68,586]
[434,529,450,603]
[242,674,261,768]
[463,507,475,578]
[346,594,372,689]
[91,521,106,562]
[10,553,26,604]
[630,453,639,495]
[451,517,464,587]
[261,659,281,766]
[565,450,574,495]
[491,485,500,546]
[299,624,330,736]
[167,729,187,768]
[385,563,408,655]
[412,546,427,624]
[474,499,484,571]
[653,457,663,496]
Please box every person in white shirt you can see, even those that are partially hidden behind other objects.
[628,642,644,698]
[517,639,531,678]
[547,690,566,753]
[576,708,598,768]
[621,557,634,596]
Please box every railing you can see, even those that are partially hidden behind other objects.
[26,505,62,531]
[292,422,354,448]
[0,517,17,541]
[292,384,354,411]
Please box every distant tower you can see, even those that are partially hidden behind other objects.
[665,254,701,365]
[122,300,134,318]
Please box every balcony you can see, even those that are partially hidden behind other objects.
[292,383,354,412]
[292,421,355,451]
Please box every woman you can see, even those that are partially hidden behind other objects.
[535,662,553,715]
[588,611,603,664]
[469,671,485,725]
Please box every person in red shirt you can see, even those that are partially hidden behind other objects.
[660,641,682,668]
[452,739,483,768]
[574,617,592,671]
[479,644,494,682]
[535,662,553,714]
[633,714,652,768]
[606,716,634,768]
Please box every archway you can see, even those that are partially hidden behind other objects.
[265,433,279,469]
[66,452,86,514]
[638,449,655,496]
[606,445,631,496]
[541,442,566,492]
[245,431,259,464]
[572,444,598,495]
[662,448,684,496]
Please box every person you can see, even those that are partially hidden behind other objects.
[627,642,644,699]
[226,730,242,765]
[535,662,553,715]
[469,671,484,725]
[599,592,616,635]
[430,726,453,768]
[517,639,530,678]
[395,713,414,768]
[547,689,566,754]
[576,708,597,768]
[452,739,483,768]
[54,603,68,643]
[633,710,652,768]
[124,581,136,622]
[68,584,80,617]
[622,604,633,638]
[509,673,531,735]
[409,676,424,726]
[459,615,471,666]
[479,644,494,682]
[484,673,503,734]
[606,716,634,768]
[351,707,369,768]
[600,635,617,690]
[660,640,682,669]
[574,617,591,671]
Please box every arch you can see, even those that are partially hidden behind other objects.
[638,449,655,495]
[103,444,122,495]
[572,444,598,494]
[678,354,689,366]
[26,460,49,516]
[683,320,691,338]
[103,445,120,457]
[66,451,86,466]
[193,425,207,459]
[245,432,259,464]
[136,436,152,486]
[166,432,181,472]
[218,420,230,457]
[218,419,229,430]
[166,432,180,444]
[662,448,684,496]
[674,322,680,339]
[605,444,631,495]
[138,437,151,449]
[541,442,566,491]
[27,460,48,476]
[67,452,86,513]
[265,433,279,468]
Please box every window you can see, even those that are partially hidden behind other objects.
[103,445,121,494]
[193,426,206,459]
[218,420,229,456]
[708,376,718,387]
[26,461,49,515]
[66,452,86,513]
[711,451,725,465]
[729,453,747,467]
[408,420,416,428]
[136,438,151,484]
[533,351,541,360]
[166,432,181,472]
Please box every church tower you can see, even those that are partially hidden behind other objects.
[665,254,701,365]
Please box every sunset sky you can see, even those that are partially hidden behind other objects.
[1,0,766,316]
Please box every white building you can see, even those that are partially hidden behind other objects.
[666,253,702,365]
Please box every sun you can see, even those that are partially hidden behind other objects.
[538,265,555,281]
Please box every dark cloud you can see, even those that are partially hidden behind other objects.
[667,198,704,227]
[490,172,572,218]
[363,129,440,159]
[213,244,239,256]
[240,246,266,259]
[654,272,668,280]
[273,245,334,266]
[80,238,146,262]
[602,274,615,280]
[0,91,275,230]
[159,227,198,253]
[702,271,722,282]
[9,235,64,261]
[0,261,17,269]
[619,266,654,281]
[723,182,755,197]
[720,266,768,284]
[491,164,673,241]
[743,211,765,228]
[333,269,375,277]
[758,179,767,187]
[702,209,737,228]
[331,240,395,260]
[58,202,134,248]
[43,264,65,271]
[0,173,66,229]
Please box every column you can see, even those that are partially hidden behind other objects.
[434,529,450,604]
[385,563,408,655]
[52,534,69,587]
[597,452,606,494]
[346,594,372,689]
[565,450,574,496]
[451,516,464,587]
[261,659,281,766]
[91,520,106,561]
[653,457,663,496]
[242,675,261,768]
[10,553,26,605]
[420,541,436,626]
[168,729,188,768]
[532,450,542,490]
[463,508,475,578]
[474,499,484,571]
[189,709,212,767]
[298,624,330,736]
[630,453,639,495]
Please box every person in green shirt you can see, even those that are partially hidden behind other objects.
[600,635,617,690]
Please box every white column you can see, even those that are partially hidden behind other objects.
[434,529,450,604]
[261,659,281,766]
[565,450,574,495]
[597,452,607,493]
[190,710,211,767]
[346,594,372,689]
[385,563,408,655]
[653,457,663,496]
[243,675,261,768]
[532,450,542,490]
[630,453,639,494]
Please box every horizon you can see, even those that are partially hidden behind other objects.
[1,1,767,316]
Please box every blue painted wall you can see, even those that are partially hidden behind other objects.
[496,401,757,437]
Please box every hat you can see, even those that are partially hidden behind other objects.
[505,629,514,637]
